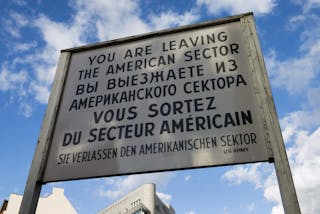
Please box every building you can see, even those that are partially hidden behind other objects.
[1,187,77,214]
[98,183,175,214]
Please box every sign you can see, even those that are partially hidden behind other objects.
[43,16,271,182]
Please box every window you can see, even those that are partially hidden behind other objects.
[131,199,141,208]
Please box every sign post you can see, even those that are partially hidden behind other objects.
[20,13,300,213]
[240,15,301,214]
[19,52,71,214]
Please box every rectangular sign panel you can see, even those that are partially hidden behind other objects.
[43,15,271,182]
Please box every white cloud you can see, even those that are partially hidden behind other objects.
[299,21,320,57]
[34,65,56,86]
[280,110,320,143]
[222,164,283,213]
[9,11,28,27]
[185,211,195,214]
[104,178,117,185]
[99,172,175,200]
[223,124,320,213]
[246,202,256,212]
[265,50,318,94]
[222,163,264,189]
[2,0,200,116]
[0,65,28,92]
[287,15,306,31]
[4,11,29,38]
[20,13,87,104]
[223,206,229,214]
[307,88,320,108]
[19,102,33,118]
[33,15,84,60]
[99,189,122,200]
[293,0,320,12]
[149,11,199,31]
[12,0,27,6]
[184,175,191,181]
[73,0,199,41]
[4,23,21,38]
[196,0,276,16]
[290,128,320,188]
[29,82,51,104]
[221,94,320,213]
[267,127,320,214]
[73,0,150,40]
[14,41,37,52]
[263,171,282,213]
[266,13,320,96]
[157,192,172,204]
[305,0,320,11]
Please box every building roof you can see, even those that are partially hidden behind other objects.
[98,183,175,214]
[2,188,77,214]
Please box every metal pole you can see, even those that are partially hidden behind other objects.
[19,52,70,213]
[241,14,301,213]
[18,149,42,214]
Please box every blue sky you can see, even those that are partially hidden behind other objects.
[1,0,320,213]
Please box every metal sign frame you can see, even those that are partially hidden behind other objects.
[19,13,300,214]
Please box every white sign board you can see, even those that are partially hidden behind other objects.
[43,20,270,182]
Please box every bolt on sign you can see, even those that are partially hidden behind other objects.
[42,13,274,182]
